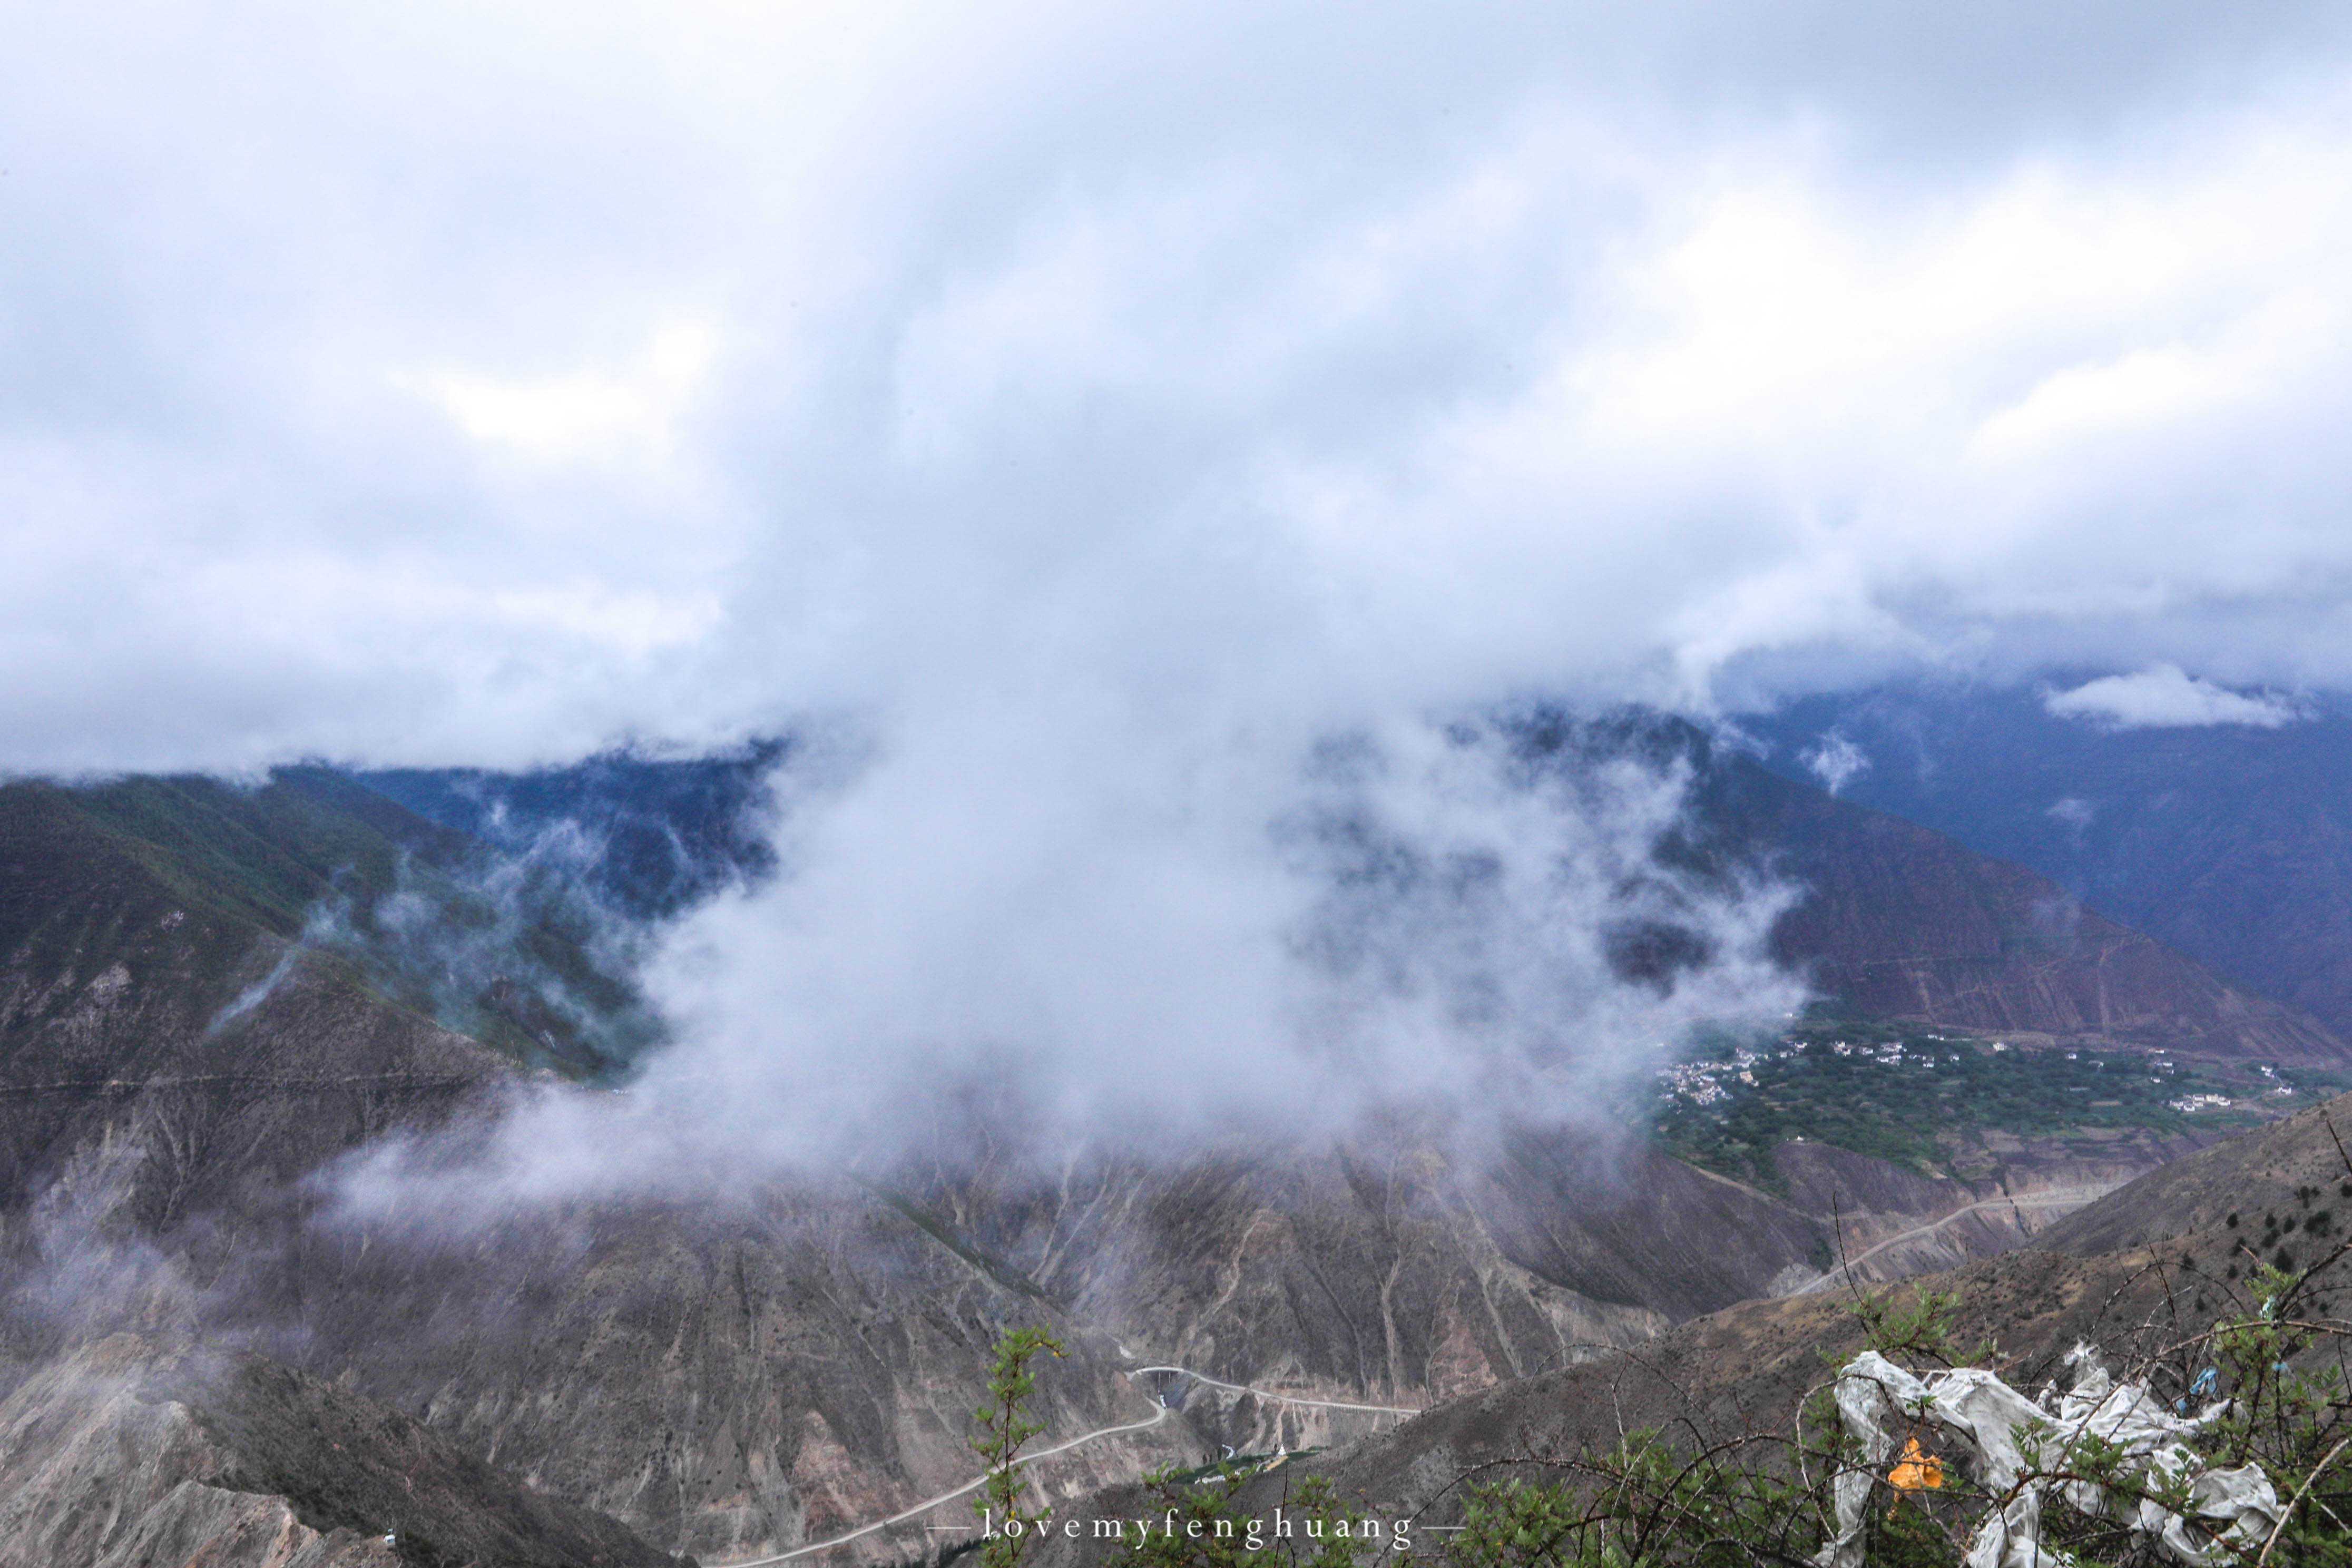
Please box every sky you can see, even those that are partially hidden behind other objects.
[12,1,2352,1168]
[6,1,2352,776]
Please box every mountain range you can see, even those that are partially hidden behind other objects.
[1743,683,2352,1043]
[2,703,2347,1564]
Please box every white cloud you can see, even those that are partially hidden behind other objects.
[3,4,2351,771]
[8,1,2352,1170]
[2047,796,2096,829]
[1973,342,2226,455]
[417,323,715,459]
[2044,664,2303,728]
[1804,732,1870,794]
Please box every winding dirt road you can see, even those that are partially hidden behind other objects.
[716,1187,2119,1562]
[1792,1183,2118,1295]
[1126,1366,1423,1418]
[713,1366,1423,1565]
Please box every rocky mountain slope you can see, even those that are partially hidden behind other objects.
[1311,1090,2352,1515]
[1,741,2337,1563]
[0,1097,2205,1567]
[1746,683,2352,1044]
[221,1130,2132,1564]
[1671,721,2350,1066]
[2032,1091,2352,1262]
[0,773,657,1083]
[0,1331,688,1568]
[1028,1089,2352,1568]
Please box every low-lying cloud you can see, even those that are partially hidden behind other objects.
[329,709,1805,1211]
[2043,665,2305,730]
[1802,733,1871,796]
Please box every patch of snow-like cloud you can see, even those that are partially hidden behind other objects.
[1803,733,1871,795]
[2047,796,2098,831]
[2044,665,2304,729]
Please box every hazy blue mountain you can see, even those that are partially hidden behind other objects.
[351,740,785,924]
[1739,684,2352,1040]
[0,770,662,1082]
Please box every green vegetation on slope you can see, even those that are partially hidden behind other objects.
[64,771,444,936]
[0,771,660,1079]
[1648,1021,2351,1184]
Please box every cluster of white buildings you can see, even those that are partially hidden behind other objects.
[1655,1043,1779,1104]
[1655,1029,2280,1121]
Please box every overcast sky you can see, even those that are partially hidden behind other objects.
[7,1,2351,774]
[15,3,2352,1163]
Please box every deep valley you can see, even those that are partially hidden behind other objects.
[3,727,2344,1565]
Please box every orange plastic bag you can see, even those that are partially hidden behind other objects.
[1888,1435,1943,1493]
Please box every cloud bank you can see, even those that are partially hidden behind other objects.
[332,711,1806,1206]
[12,2,2352,1179]
[5,2,2352,774]
[2043,665,2304,729]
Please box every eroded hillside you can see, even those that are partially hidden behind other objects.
[0,749,2336,1564]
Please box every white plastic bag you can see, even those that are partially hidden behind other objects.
[1811,1345,2281,1567]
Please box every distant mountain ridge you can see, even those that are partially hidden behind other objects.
[1742,683,2352,1043]
[1535,713,2352,1066]
[350,740,782,923]
[0,771,661,1080]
